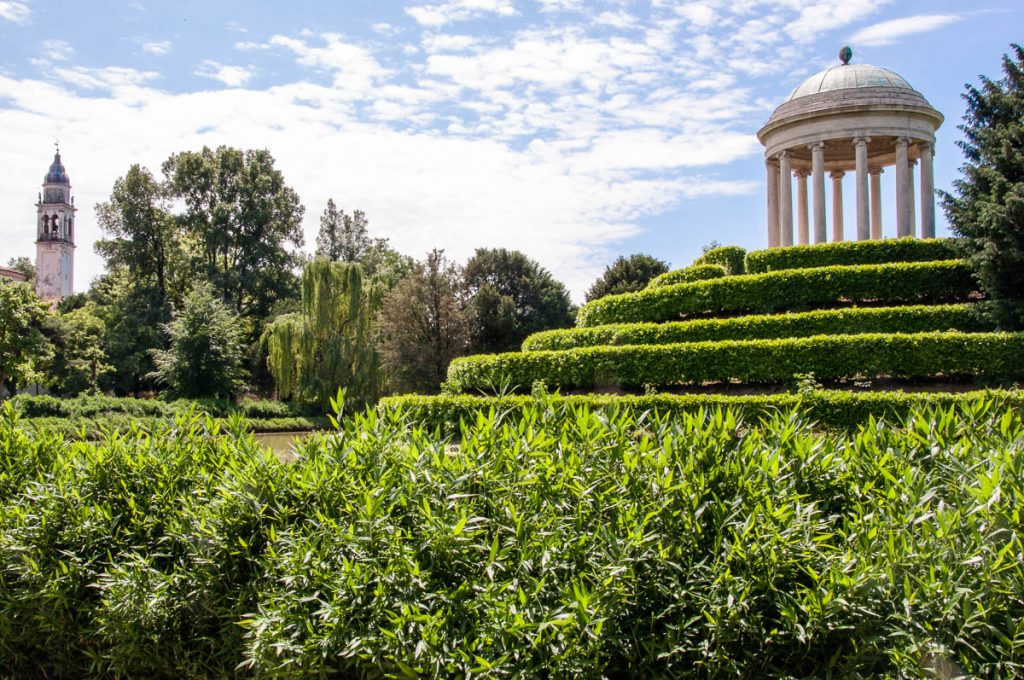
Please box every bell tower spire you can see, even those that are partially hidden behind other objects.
[35,144,76,299]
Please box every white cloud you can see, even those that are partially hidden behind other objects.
[850,14,960,47]
[673,2,717,29]
[40,39,73,61]
[536,0,582,11]
[268,34,389,94]
[141,40,172,56]
[0,0,29,24]
[593,10,639,30]
[785,0,892,42]
[422,33,480,53]
[195,60,253,87]
[406,0,516,27]
[54,66,160,90]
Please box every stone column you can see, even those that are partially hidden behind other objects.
[895,137,912,237]
[766,158,780,247]
[870,168,883,240]
[779,151,793,246]
[830,171,845,242]
[908,160,918,235]
[810,142,827,243]
[854,137,870,240]
[920,143,936,238]
[796,171,809,245]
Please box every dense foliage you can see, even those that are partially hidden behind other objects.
[149,283,250,399]
[524,303,989,351]
[744,237,961,274]
[375,250,470,394]
[584,253,669,301]
[1,399,1022,677]
[263,259,384,407]
[446,331,1023,393]
[380,388,1024,434]
[463,248,574,353]
[941,44,1024,328]
[315,198,370,263]
[646,264,727,289]
[576,260,976,327]
[692,245,746,275]
[0,280,53,396]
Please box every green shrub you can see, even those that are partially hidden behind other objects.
[7,394,311,420]
[646,264,727,289]
[576,260,977,327]
[745,237,961,274]
[448,331,1024,392]
[693,245,746,274]
[3,399,1024,676]
[524,303,989,351]
[379,388,1024,433]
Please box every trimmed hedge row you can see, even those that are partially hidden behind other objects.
[17,414,330,439]
[380,388,1024,433]
[524,303,989,351]
[446,331,1024,392]
[7,394,316,419]
[745,237,961,274]
[693,245,746,275]
[576,260,976,327]
[647,264,727,288]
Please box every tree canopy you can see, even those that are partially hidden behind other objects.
[376,250,469,394]
[585,253,669,302]
[941,44,1024,328]
[463,248,574,354]
[149,282,250,399]
[0,280,53,397]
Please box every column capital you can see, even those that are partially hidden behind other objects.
[869,167,884,176]
[830,170,846,180]
[765,157,779,168]
[794,170,810,179]
[853,136,871,146]
[919,141,935,156]
[895,136,911,148]
[778,149,791,159]
[808,141,825,151]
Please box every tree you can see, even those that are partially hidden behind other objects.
[941,44,1024,328]
[95,165,179,304]
[585,253,669,302]
[315,199,370,263]
[262,259,383,408]
[51,303,113,395]
[0,280,53,397]
[149,282,249,399]
[6,257,35,283]
[463,248,574,353]
[376,250,469,394]
[163,146,304,327]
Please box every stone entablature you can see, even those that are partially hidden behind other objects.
[758,50,944,248]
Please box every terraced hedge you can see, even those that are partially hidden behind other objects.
[576,260,976,327]
[380,388,1024,433]
[693,245,746,274]
[646,264,727,288]
[524,303,989,351]
[446,331,1024,393]
[745,238,961,274]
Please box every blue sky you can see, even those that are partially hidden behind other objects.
[0,0,1020,300]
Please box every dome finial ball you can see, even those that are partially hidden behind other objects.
[839,46,853,65]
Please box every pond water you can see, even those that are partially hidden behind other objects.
[253,431,316,461]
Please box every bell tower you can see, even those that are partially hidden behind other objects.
[35,145,76,300]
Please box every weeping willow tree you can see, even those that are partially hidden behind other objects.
[262,259,384,408]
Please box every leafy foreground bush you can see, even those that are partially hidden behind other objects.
[744,237,961,274]
[1,399,1023,677]
[646,264,727,289]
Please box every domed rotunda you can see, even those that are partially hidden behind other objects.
[757,47,944,247]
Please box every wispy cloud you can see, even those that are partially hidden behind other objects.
[850,14,960,47]
[406,0,516,27]
[0,0,30,24]
[785,0,892,42]
[195,60,253,87]
[141,40,172,56]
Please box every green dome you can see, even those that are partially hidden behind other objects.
[786,63,914,102]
